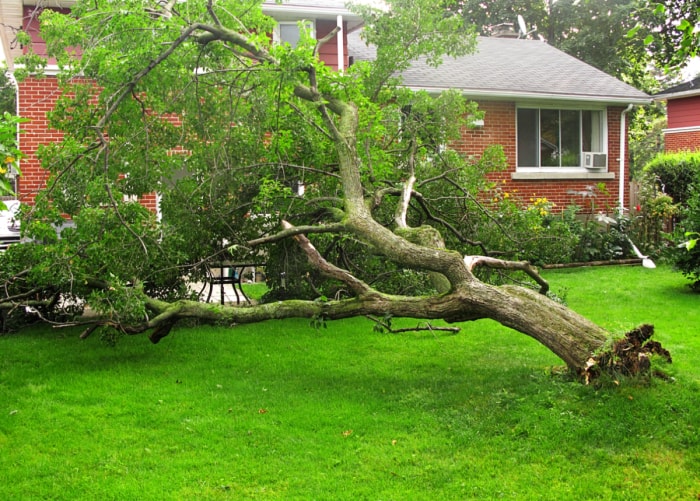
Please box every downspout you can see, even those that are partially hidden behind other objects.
[336,15,344,72]
[619,103,634,213]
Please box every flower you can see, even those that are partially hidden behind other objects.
[4,156,15,164]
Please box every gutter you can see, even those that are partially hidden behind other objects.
[652,89,700,101]
[404,85,651,107]
[619,104,634,213]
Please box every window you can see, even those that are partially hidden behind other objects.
[274,21,315,48]
[517,107,606,169]
[0,72,18,199]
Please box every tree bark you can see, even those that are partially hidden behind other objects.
[132,276,607,376]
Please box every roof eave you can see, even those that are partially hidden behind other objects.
[262,4,364,32]
[653,88,700,101]
[262,4,363,20]
[405,86,651,106]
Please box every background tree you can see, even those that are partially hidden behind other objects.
[457,0,655,88]
[0,72,23,202]
[0,71,17,115]
[632,1,700,70]
[1,0,669,380]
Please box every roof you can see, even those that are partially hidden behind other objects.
[653,76,700,100]
[350,34,650,105]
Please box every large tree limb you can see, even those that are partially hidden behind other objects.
[463,256,549,295]
[103,278,605,374]
[246,222,345,247]
[281,220,373,296]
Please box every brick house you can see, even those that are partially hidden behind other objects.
[350,30,651,212]
[0,0,649,227]
[653,76,700,153]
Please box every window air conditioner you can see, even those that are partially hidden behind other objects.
[583,152,607,169]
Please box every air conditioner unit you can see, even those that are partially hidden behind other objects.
[583,152,607,169]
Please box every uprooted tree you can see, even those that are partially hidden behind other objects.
[0,0,669,380]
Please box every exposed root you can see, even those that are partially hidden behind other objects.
[584,324,672,383]
[149,321,175,344]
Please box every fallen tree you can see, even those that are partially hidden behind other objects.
[1,0,669,381]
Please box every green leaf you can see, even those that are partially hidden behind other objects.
[625,25,640,39]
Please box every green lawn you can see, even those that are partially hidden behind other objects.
[1,265,699,499]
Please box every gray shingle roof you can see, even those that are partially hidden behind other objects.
[653,76,700,100]
[350,34,650,105]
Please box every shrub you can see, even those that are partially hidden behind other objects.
[667,184,700,290]
[643,151,700,205]
[641,152,700,290]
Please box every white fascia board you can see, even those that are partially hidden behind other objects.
[23,0,76,6]
[11,63,61,76]
[263,5,361,20]
[663,125,700,134]
[404,85,651,106]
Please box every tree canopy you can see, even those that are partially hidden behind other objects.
[631,0,700,70]
[1,0,670,380]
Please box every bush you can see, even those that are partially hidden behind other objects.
[667,184,700,290]
[643,151,700,205]
[640,151,700,290]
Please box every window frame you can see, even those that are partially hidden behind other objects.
[515,104,608,172]
[273,20,316,48]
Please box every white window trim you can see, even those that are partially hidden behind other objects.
[515,104,609,174]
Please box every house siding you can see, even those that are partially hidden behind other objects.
[17,87,629,214]
[453,101,626,212]
[316,19,349,71]
[667,96,700,129]
[664,97,700,153]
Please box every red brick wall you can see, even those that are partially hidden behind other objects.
[18,75,158,211]
[17,76,62,205]
[451,101,627,213]
[19,83,630,215]
[664,130,700,152]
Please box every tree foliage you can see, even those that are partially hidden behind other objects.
[631,1,700,70]
[0,71,24,204]
[1,0,669,379]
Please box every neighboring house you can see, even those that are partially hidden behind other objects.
[653,76,700,153]
[0,0,650,220]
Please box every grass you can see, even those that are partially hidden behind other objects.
[241,283,268,302]
[1,265,699,499]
